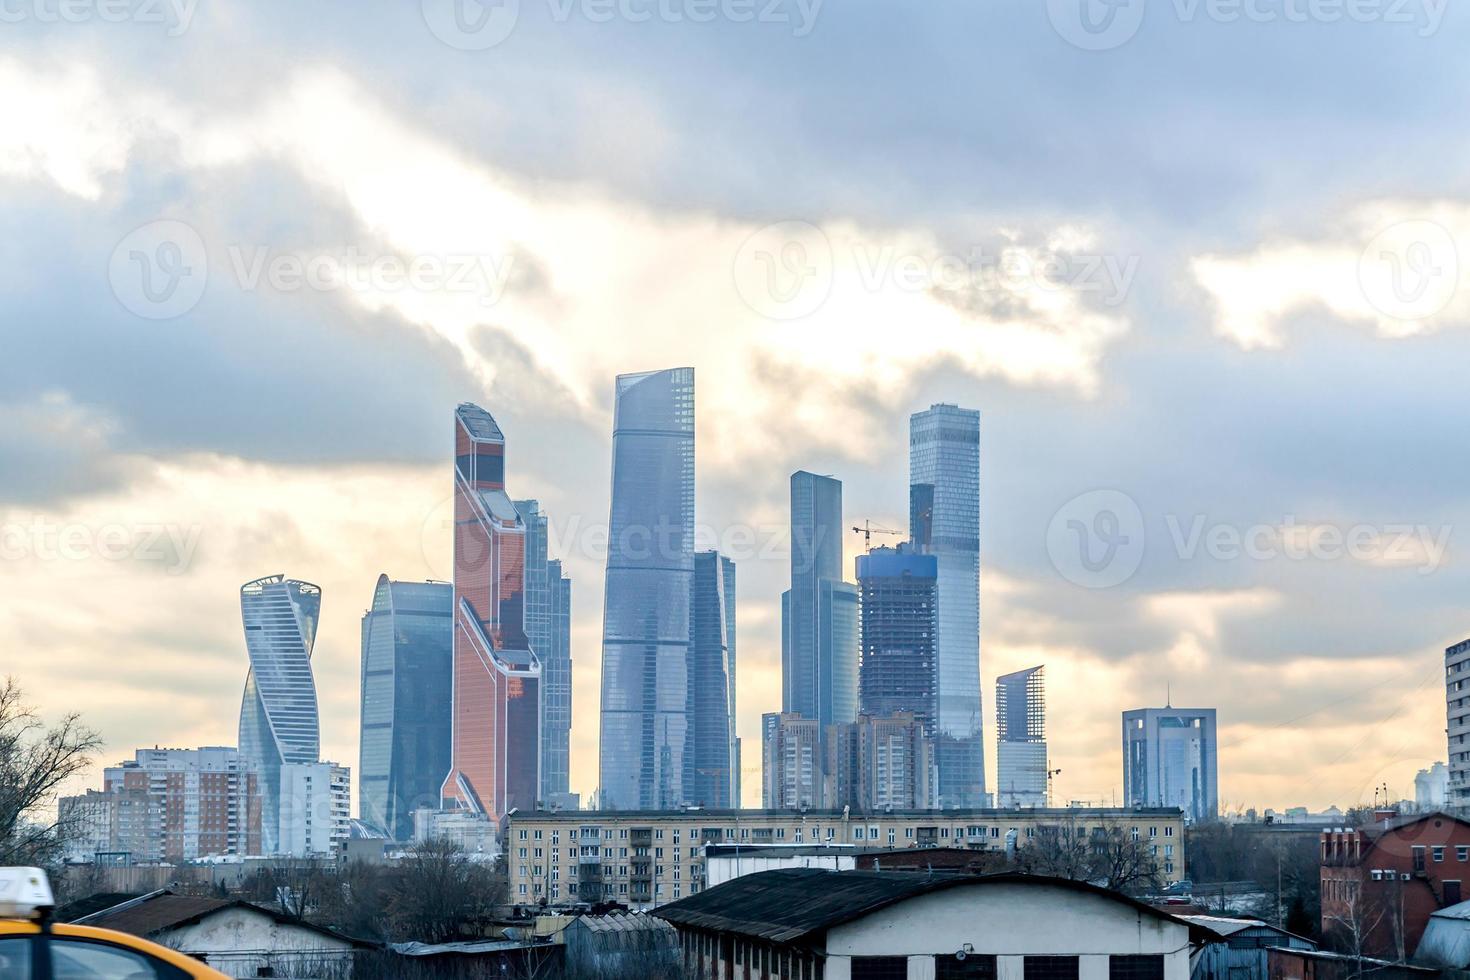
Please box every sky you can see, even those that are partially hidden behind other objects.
[1,0,1467,812]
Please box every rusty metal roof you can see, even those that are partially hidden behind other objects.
[653,869,1220,946]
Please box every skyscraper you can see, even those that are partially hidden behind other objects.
[515,500,574,806]
[856,545,938,728]
[359,576,453,841]
[761,712,823,810]
[440,404,541,821]
[909,403,986,807]
[995,665,1047,808]
[238,574,321,855]
[782,471,859,733]
[599,367,695,810]
[688,551,737,808]
[1122,706,1219,823]
[1447,638,1470,806]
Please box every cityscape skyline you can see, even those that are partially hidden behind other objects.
[23,374,1455,817]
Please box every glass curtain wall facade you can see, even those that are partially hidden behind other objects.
[515,499,574,805]
[1121,707,1219,823]
[440,403,541,821]
[359,575,452,840]
[782,471,859,732]
[599,367,696,810]
[238,574,322,855]
[688,551,737,808]
[995,665,1047,808]
[909,403,987,807]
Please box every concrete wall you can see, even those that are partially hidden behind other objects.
[822,881,1192,980]
[161,906,354,979]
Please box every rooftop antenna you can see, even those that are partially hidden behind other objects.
[1166,681,1172,709]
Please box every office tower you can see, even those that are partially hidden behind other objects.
[440,404,541,821]
[359,576,453,841]
[599,367,696,810]
[1449,639,1470,806]
[782,471,860,732]
[515,500,575,805]
[995,666,1048,808]
[827,713,936,811]
[856,545,938,728]
[910,403,986,807]
[60,747,261,862]
[238,574,322,854]
[762,712,823,809]
[1121,706,1219,823]
[278,762,351,857]
[688,551,737,808]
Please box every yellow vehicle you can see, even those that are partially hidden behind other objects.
[0,867,230,979]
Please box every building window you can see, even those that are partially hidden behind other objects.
[1415,847,1427,873]
[937,954,999,979]
[1025,956,1080,980]
[853,957,910,980]
[1434,847,1446,863]
[1110,955,1165,980]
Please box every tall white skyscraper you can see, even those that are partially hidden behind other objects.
[909,404,986,806]
[238,574,322,854]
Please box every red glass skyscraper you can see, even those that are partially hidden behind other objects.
[441,403,541,820]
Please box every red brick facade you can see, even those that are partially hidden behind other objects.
[1320,812,1470,959]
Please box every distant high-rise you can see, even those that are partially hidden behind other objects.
[910,403,985,808]
[782,471,860,733]
[440,404,541,821]
[995,666,1047,809]
[238,574,322,855]
[515,500,574,806]
[1122,706,1218,823]
[762,712,823,810]
[359,576,453,841]
[827,712,936,811]
[1448,639,1470,806]
[857,546,938,729]
[688,551,737,808]
[599,367,696,810]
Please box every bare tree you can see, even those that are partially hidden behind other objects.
[0,677,103,866]
[1324,882,1388,980]
[1016,820,1163,897]
[383,837,505,943]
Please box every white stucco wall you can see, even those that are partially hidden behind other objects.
[821,882,1192,980]
[159,906,354,979]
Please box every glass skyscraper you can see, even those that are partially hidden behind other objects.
[359,575,452,841]
[440,403,541,821]
[782,471,859,733]
[995,665,1047,808]
[687,551,737,808]
[238,574,321,855]
[856,546,939,727]
[598,367,695,810]
[909,403,986,806]
[1122,706,1218,823]
[515,499,574,805]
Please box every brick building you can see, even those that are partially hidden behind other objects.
[1320,811,1470,958]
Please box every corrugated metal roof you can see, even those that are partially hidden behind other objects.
[653,869,1218,946]
[1176,915,1268,937]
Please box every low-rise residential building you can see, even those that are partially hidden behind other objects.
[506,807,1187,910]
[655,868,1215,980]
[1320,811,1470,958]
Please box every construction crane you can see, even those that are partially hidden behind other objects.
[852,520,903,547]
